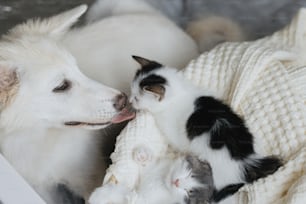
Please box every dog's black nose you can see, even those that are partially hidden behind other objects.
[113,93,128,111]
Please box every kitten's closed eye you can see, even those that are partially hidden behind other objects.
[187,189,195,196]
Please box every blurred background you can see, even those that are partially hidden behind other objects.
[0,0,94,35]
[1,0,306,39]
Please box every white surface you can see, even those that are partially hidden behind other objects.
[0,154,45,204]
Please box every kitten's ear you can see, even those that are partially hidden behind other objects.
[132,56,162,69]
[186,155,210,169]
[0,65,19,109]
[143,84,165,101]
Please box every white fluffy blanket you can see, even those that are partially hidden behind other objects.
[92,8,306,204]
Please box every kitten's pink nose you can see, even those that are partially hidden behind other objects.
[173,179,180,187]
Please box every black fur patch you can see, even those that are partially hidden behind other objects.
[244,156,282,183]
[53,184,85,204]
[186,96,254,160]
[212,183,244,202]
[134,61,162,78]
[139,74,167,89]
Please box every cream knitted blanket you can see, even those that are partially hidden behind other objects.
[92,9,306,204]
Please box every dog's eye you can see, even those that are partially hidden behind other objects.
[53,80,71,93]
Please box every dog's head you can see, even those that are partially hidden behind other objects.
[0,5,135,131]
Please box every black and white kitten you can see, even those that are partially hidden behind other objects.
[130,56,282,203]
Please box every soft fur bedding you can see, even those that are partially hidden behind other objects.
[90,9,306,204]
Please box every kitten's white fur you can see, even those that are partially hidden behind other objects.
[136,156,191,204]
[131,67,244,189]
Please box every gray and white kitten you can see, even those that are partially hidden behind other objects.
[89,154,213,204]
[130,56,282,203]
[134,154,214,204]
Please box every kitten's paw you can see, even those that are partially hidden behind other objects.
[88,183,130,204]
[132,146,153,166]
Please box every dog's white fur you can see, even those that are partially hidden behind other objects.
[0,5,127,204]
[88,0,246,55]
[63,0,199,93]
[0,1,199,203]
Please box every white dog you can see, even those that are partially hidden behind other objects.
[0,1,198,204]
[0,5,136,204]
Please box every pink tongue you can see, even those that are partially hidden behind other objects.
[111,107,136,124]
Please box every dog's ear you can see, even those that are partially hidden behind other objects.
[47,4,87,37]
[8,5,87,38]
[0,65,19,109]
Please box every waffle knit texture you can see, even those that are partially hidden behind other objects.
[101,9,306,204]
